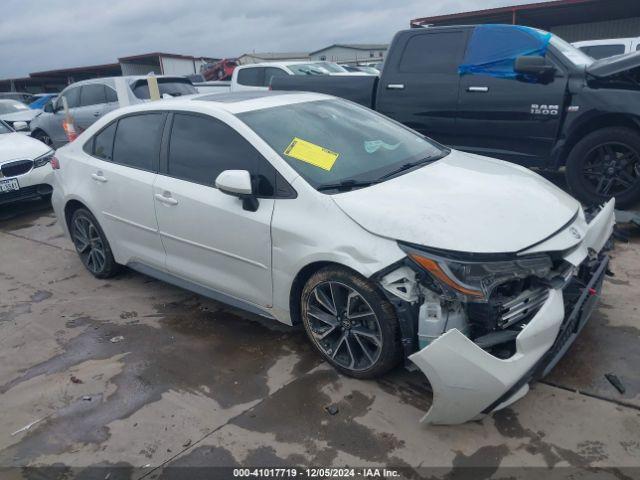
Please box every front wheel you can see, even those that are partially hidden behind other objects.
[565,127,640,209]
[70,208,120,278]
[300,266,402,379]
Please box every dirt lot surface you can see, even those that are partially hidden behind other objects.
[1,198,639,479]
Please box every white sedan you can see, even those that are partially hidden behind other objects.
[50,92,614,425]
[0,120,54,205]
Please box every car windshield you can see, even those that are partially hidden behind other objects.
[239,99,447,192]
[549,34,595,67]
[0,100,29,114]
[288,63,332,75]
[316,62,347,73]
[0,121,12,134]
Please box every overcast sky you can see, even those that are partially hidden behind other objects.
[1,0,532,78]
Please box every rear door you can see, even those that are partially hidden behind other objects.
[456,28,568,166]
[376,29,469,146]
[153,112,275,307]
[82,112,167,269]
[75,84,108,132]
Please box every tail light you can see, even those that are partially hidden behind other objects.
[51,156,60,170]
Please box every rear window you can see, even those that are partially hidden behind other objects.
[132,78,196,99]
[112,113,165,171]
[237,67,263,86]
[80,84,107,107]
[579,44,626,59]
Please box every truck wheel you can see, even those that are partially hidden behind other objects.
[566,127,640,209]
[300,266,402,379]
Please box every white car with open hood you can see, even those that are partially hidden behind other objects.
[50,91,615,425]
[0,120,55,205]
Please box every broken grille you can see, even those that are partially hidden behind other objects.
[498,288,550,329]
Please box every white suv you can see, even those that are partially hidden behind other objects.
[51,91,615,425]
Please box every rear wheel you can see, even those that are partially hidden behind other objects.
[70,208,119,278]
[566,127,640,209]
[300,266,402,379]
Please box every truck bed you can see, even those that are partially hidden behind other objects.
[270,75,378,108]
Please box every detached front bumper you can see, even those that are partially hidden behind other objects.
[409,200,615,425]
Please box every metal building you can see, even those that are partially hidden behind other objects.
[309,44,388,64]
[410,0,640,43]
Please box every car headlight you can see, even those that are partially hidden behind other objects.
[400,243,552,302]
[33,150,55,168]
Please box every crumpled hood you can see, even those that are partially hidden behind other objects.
[331,150,580,254]
[0,132,51,163]
[587,50,640,78]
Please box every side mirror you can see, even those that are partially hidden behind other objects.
[215,169,259,212]
[514,56,556,81]
[12,121,29,132]
[43,102,54,113]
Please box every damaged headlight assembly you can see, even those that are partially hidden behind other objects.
[400,243,553,303]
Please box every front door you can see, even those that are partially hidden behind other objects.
[455,29,568,166]
[153,112,274,308]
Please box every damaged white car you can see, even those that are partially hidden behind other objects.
[50,92,615,425]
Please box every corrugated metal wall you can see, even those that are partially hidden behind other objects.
[550,17,640,42]
[160,57,196,75]
[120,62,160,76]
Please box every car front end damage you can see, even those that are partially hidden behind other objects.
[375,200,616,425]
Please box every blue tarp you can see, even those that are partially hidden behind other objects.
[459,24,552,81]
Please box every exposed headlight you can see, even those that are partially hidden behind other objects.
[400,243,552,303]
[33,150,55,168]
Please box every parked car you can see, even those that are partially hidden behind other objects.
[28,93,58,110]
[343,65,380,75]
[0,99,41,131]
[30,76,197,148]
[0,92,36,104]
[50,91,614,425]
[272,24,640,209]
[0,119,54,205]
[201,58,239,81]
[573,37,640,59]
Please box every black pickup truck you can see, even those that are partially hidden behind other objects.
[272,24,640,208]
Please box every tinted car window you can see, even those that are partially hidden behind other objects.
[105,86,118,103]
[131,78,196,99]
[399,32,466,74]
[80,84,107,107]
[264,67,288,86]
[112,113,164,171]
[168,113,274,195]
[237,67,263,86]
[581,44,626,59]
[59,87,81,109]
[93,122,117,160]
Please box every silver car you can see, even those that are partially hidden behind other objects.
[30,75,197,148]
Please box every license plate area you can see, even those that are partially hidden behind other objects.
[0,178,20,193]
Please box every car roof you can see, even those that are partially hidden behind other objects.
[238,61,332,69]
[62,75,189,89]
[108,90,333,116]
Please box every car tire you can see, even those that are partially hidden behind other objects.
[300,265,402,379]
[70,208,120,279]
[565,127,640,209]
[32,129,53,147]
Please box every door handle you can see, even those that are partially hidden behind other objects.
[467,86,489,93]
[386,83,405,90]
[91,172,107,183]
[93,111,101,117]
[154,192,178,206]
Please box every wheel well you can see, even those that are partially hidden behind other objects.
[288,261,339,325]
[64,199,88,232]
[560,114,640,166]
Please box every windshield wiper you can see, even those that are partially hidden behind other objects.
[376,157,437,182]
[316,179,379,192]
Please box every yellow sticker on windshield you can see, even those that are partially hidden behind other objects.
[284,137,339,171]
